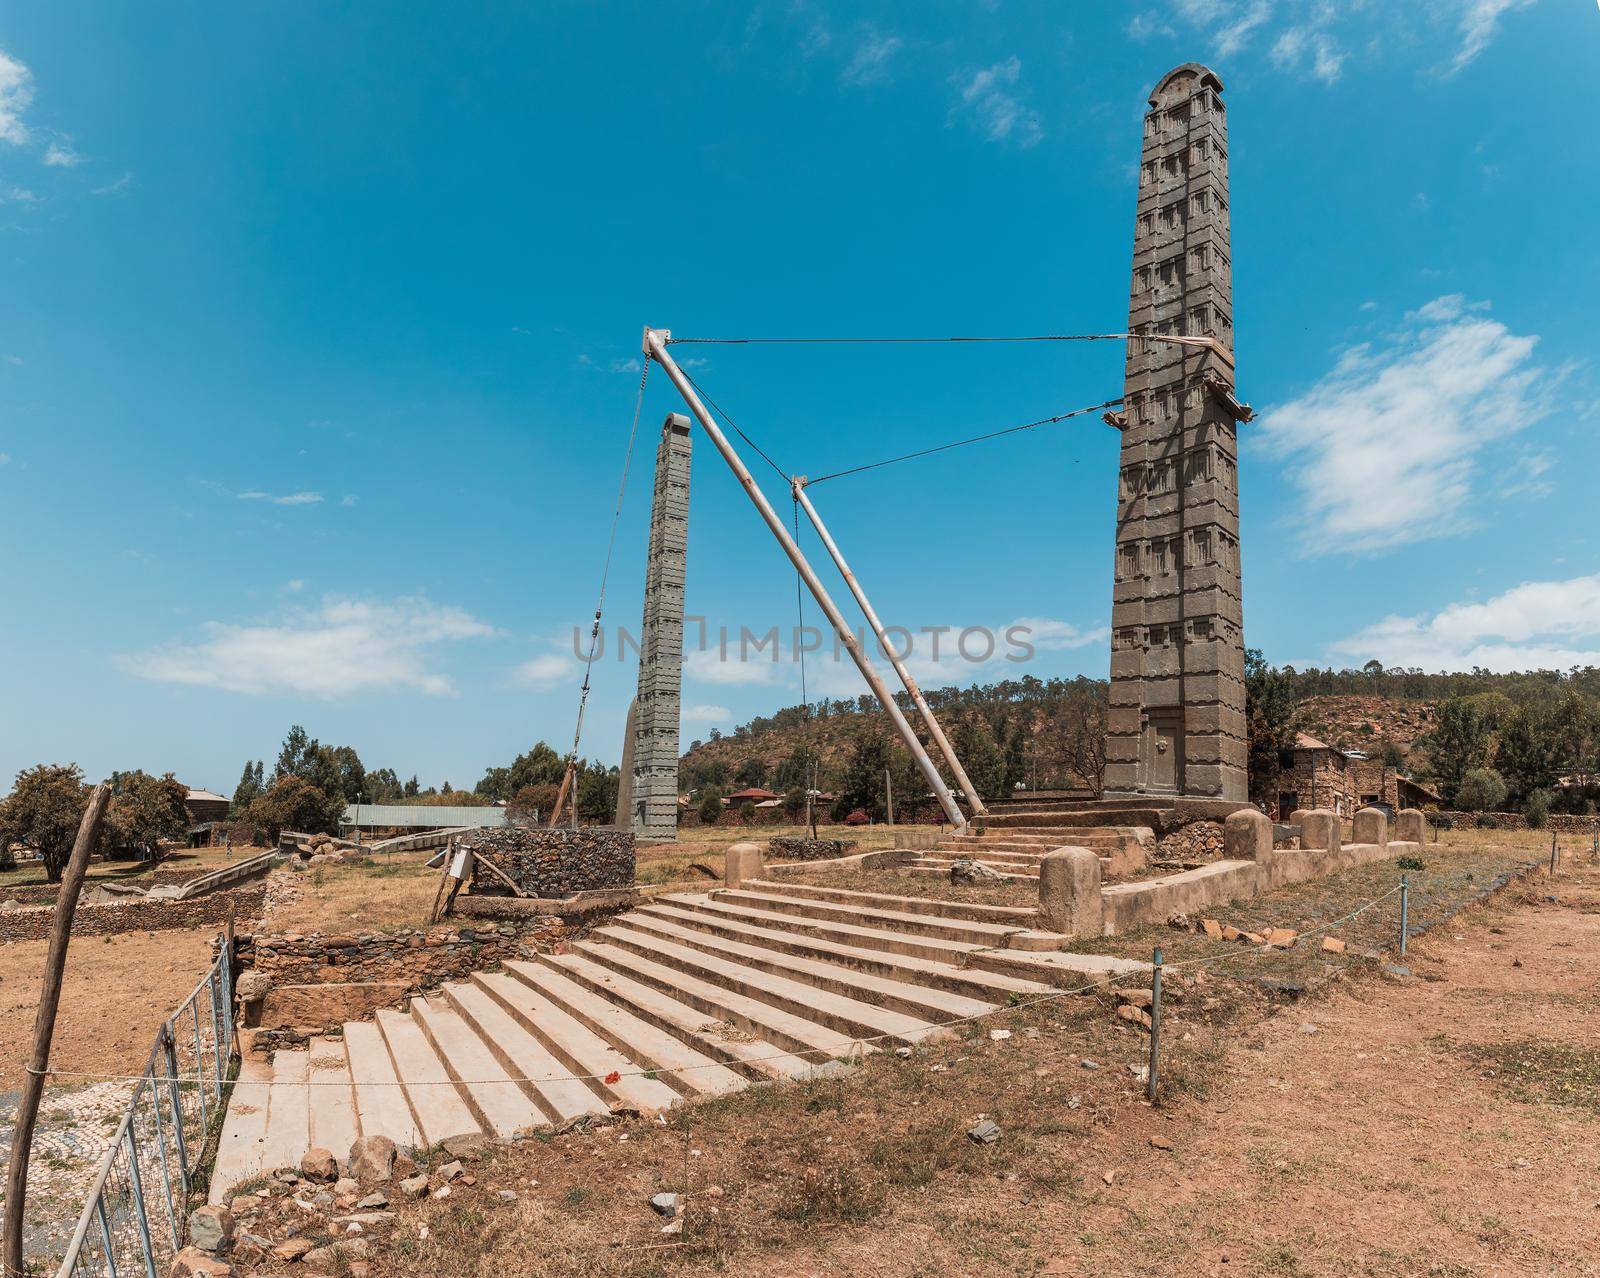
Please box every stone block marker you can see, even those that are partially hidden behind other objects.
[1299,809,1340,853]
[1287,808,1309,828]
[1394,808,1426,844]
[724,841,765,890]
[1038,847,1105,938]
[1352,806,1388,849]
[1224,808,1273,867]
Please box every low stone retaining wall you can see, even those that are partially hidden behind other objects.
[0,883,266,944]
[767,837,858,862]
[1431,810,1600,833]
[1152,820,1224,862]
[465,825,635,897]
[234,916,562,995]
[1039,807,1430,938]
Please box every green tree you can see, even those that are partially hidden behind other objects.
[734,757,769,789]
[576,762,620,823]
[247,775,346,838]
[476,742,567,801]
[1455,767,1508,813]
[231,760,264,814]
[698,787,724,825]
[1423,697,1494,805]
[403,775,420,798]
[1245,649,1298,807]
[0,763,93,882]
[951,717,1005,800]
[1523,787,1554,829]
[107,771,191,861]
[1493,705,1561,807]
[364,768,402,803]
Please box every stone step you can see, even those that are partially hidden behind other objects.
[305,1036,359,1162]
[410,995,544,1139]
[926,844,1052,862]
[982,810,1169,830]
[622,908,998,1024]
[499,959,748,1098]
[472,971,682,1114]
[742,878,1037,926]
[374,1008,483,1147]
[536,951,807,1083]
[438,980,610,1128]
[713,888,1028,948]
[256,1050,310,1174]
[903,863,1041,884]
[343,1021,420,1149]
[208,1052,275,1201]
[663,892,999,965]
[915,851,1048,871]
[573,936,872,1065]
[593,923,944,1047]
[634,901,1053,1005]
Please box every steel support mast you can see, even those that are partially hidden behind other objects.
[642,326,967,829]
[791,477,987,818]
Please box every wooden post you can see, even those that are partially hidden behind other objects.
[548,759,577,829]
[884,767,894,827]
[4,783,110,1278]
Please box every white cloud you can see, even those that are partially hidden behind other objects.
[0,452,10,465]
[683,704,732,723]
[1127,11,1176,40]
[840,29,902,86]
[3,186,38,204]
[685,644,788,687]
[950,58,1042,149]
[117,596,496,697]
[93,173,131,196]
[238,489,325,506]
[1359,300,1378,313]
[43,140,82,167]
[2,353,19,364]
[0,49,33,146]
[340,494,359,507]
[285,579,305,593]
[1448,0,1533,75]
[1254,294,1553,555]
[1309,34,1346,83]
[1330,575,1600,672]
[513,652,579,691]
[1215,0,1273,56]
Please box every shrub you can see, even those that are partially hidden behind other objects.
[698,789,724,825]
[1523,788,1554,829]
[1456,767,1508,813]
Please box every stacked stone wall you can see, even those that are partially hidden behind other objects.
[0,884,266,944]
[767,837,858,862]
[464,824,635,897]
[235,918,561,994]
[1431,810,1600,833]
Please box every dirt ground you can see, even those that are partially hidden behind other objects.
[307,837,1598,1278]
[0,928,217,1093]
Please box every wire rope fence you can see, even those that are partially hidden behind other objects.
[50,942,234,1278]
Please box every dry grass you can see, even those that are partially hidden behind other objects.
[264,854,443,933]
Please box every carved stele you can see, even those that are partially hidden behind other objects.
[1104,64,1247,801]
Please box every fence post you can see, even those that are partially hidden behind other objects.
[161,1025,190,1196]
[1399,874,1410,957]
[1549,832,1558,876]
[96,1196,120,1278]
[191,1001,208,1132]
[146,1076,182,1251]
[1146,947,1163,1103]
[122,1125,159,1278]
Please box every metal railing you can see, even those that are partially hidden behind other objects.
[51,943,234,1278]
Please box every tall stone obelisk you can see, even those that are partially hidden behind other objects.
[1103,64,1248,802]
[622,412,693,840]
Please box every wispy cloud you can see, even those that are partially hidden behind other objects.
[683,704,732,723]
[238,489,325,506]
[1448,0,1534,75]
[840,29,902,86]
[0,49,33,146]
[950,58,1043,149]
[1126,11,1176,40]
[1331,575,1600,672]
[2,353,20,365]
[0,452,11,465]
[117,597,497,697]
[43,140,82,167]
[1255,294,1554,555]
[1214,0,1272,56]
[512,651,579,691]
[340,494,359,508]
[92,173,132,197]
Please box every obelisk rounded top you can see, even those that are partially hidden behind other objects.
[1148,63,1224,110]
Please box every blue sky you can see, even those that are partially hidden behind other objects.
[2,1,1597,793]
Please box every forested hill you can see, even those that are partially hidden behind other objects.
[679,663,1600,816]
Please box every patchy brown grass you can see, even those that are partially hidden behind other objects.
[263,855,443,933]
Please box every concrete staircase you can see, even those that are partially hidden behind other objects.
[210,882,1144,1200]
[906,824,1155,882]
